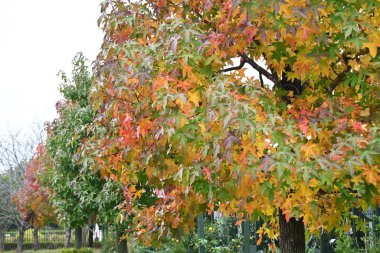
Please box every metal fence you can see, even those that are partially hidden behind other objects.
[1,229,66,251]
[0,228,102,251]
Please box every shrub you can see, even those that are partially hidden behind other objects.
[100,235,116,253]
[192,217,243,253]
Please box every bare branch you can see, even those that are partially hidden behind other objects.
[259,72,264,88]
[220,58,246,73]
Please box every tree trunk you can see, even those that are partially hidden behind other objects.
[75,227,82,249]
[82,226,87,247]
[16,228,25,253]
[320,231,334,253]
[116,229,128,253]
[242,220,251,253]
[88,224,94,248]
[0,229,5,251]
[33,228,39,251]
[65,228,71,248]
[279,210,305,253]
[0,230,5,251]
[352,208,365,249]
[197,214,205,253]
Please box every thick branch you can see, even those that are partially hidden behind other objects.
[239,53,280,85]
[328,67,351,93]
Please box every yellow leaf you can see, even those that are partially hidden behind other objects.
[300,143,322,158]
[199,122,206,134]
[360,108,370,117]
[362,34,380,58]
[308,178,319,188]
[175,98,185,110]
[363,42,378,58]
[188,90,200,106]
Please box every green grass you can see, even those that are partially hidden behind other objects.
[3,249,101,253]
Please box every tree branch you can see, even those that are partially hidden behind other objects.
[220,59,246,73]
[328,67,351,93]
[259,73,264,88]
[328,48,369,93]
[238,53,280,86]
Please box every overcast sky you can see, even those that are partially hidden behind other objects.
[0,0,103,137]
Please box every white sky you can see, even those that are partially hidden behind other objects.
[0,0,103,137]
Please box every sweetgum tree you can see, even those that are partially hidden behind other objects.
[86,0,380,252]
[13,144,56,250]
[44,53,101,248]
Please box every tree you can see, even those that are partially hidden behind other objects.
[0,129,42,252]
[86,0,380,252]
[43,53,131,251]
[42,53,100,249]
[13,144,56,251]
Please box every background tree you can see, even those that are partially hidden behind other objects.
[43,53,100,249]
[43,53,132,251]
[0,129,42,252]
[13,144,56,251]
[85,0,380,252]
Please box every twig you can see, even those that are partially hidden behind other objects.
[220,59,246,73]
[328,48,369,93]
[259,72,264,88]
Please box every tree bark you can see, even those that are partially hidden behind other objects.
[88,224,94,248]
[75,227,82,249]
[352,208,365,249]
[242,220,250,253]
[33,228,39,251]
[116,229,128,253]
[320,231,334,253]
[65,228,71,248]
[82,226,87,247]
[0,230,5,251]
[279,210,305,253]
[197,214,205,253]
[16,228,25,253]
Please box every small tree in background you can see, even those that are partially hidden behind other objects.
[42,53,100,249]
[0,129,43,252]
[13,144,56,251]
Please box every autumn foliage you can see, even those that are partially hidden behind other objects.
[13,144,56,228]
[81,0,380,248]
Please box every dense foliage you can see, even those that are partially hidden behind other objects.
[43,53,101,227]
[82,0,380,249]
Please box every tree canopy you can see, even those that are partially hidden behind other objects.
[13,144,56,228]
[43,53,101,227]
[83,0,380,247]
